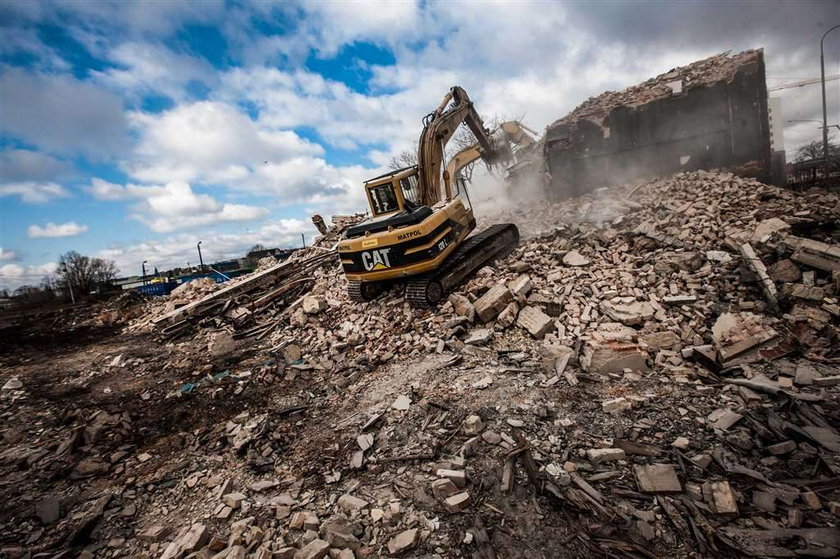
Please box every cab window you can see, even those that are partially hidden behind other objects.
[454,176,472,210]
[399,173,421,207]
[369,183,399,215]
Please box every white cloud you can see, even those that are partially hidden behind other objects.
[125,101,322,184]
[0,248,19,262]
[99,218,313,274]
[91,42,216,102]
[218,66,452,153]
[121,100,374,210]
[0,181,71,203]
[88,179,269,233]
[0,67,129,157]
[0,262,57,291]
[28,221,89,239]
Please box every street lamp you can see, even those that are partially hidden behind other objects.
[820,24,840,180]
[142,260,148,286]
[197,241,205,272]
[788,119,840,130]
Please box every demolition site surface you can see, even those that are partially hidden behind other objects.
[2,169,839,559]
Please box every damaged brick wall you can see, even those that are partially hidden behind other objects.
[543,49,773,197]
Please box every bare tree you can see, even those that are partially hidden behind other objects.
[388,149,417,170]
[248,243,266,254]
[57,251,119,295]
[795,137,839,164]
[389,113,514,170]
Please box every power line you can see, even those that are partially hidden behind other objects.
[768,75,840,92]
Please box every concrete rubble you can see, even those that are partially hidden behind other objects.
[1,169,839,558]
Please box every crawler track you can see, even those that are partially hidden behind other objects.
[406,223,519,308]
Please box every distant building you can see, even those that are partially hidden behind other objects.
[245,247,298,268]
[539,49,775,197]
[768,97,784,151]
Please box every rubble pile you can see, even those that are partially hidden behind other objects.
[129,216,366,337]
[2,170,839,558]
[550,50,761,127]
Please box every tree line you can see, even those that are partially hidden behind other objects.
[3,250,119,307]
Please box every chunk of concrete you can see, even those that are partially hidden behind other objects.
[586,448,626,464]
[704,481,738,514]
[794,364,819,386]
[464,328,492,346]
[391,395,411,410]
[2,377,22,390]
[767,258,801,283]
[474,284,514,323]
[634,464,682,493]
[294,538,330,559]
[600,297,654,326]
[496,301,520,329]
[639,331,681,351]
[387,529,419,555]
[463,415,483,436]
[222,492,246,509]
[448,293,475,322]
[431,478,460,500]
[751,217,790,244]
[708,408,742,431]
[302,296,327,315]
[516,305,553,338]
[601,397,632,414]
[562,250,590,267]
[337,494,368,511]
[436,469,466,488]
[208,331,236,358]
[444,491,472,513]
[508,275,533,297]
[581,339,648,374]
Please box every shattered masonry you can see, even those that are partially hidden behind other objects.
[2,168,839,558]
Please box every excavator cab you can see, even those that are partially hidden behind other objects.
[364,167,422,216]
[345,167,437,240]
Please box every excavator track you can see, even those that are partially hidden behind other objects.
[406,223,519,308]
[347,280,387,303]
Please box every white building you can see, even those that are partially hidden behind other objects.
[768,97,784,151]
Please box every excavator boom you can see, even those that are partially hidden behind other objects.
[416,86,509,206]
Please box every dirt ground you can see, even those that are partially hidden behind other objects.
[2,171,839,559]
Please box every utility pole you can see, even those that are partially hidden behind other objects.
[301,233,306,248]
[62,264,75,304]
[821,24,840,183]
[197,241,204,272]
[142,260,148,286]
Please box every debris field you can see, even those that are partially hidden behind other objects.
[2,170,839,559]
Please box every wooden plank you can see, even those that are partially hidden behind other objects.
[783,235,840,272]
[152,252,334,326]
[738,242,778,313]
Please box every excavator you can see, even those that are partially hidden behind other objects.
[337,86,536,308]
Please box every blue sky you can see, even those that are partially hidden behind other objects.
[1,0,837,290]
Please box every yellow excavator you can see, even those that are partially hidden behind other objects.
[337,86,535,307]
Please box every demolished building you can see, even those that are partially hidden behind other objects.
[534,50,774,197]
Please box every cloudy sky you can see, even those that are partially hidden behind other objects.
[0,0,837,290]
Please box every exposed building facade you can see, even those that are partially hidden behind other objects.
[536,50,775,197]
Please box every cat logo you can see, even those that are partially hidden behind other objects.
[361,248,392,271]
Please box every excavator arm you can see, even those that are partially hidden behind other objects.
[416,86,510,206]
[443,120,537,198]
